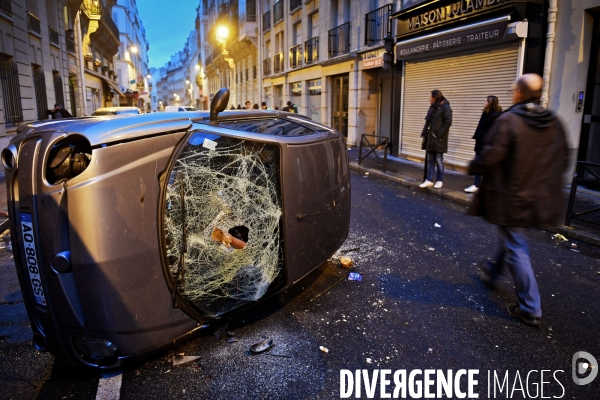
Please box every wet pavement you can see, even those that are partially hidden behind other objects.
[1,170,599,399]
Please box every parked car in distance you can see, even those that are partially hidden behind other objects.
[164,105,198,112]
[2,89,350,369]
[92,106,142,116]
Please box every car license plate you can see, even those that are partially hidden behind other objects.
[20,213,46,306]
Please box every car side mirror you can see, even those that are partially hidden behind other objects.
[210,88,230,121]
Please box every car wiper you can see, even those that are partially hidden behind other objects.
[171,171,187,307]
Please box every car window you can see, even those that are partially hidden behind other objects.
[215,118,317,136]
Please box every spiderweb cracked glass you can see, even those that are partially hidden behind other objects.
[164,136,282,310]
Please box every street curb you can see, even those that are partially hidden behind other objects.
[350,162,600,248]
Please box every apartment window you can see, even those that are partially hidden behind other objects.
[310,12,319,39]
[265,40,271,58]
[32,65,48,120]
[0,56,23,125]
[53,71,65,107]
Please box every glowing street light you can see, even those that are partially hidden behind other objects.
[147,74,151,79]
[216,25,229,44]
[130,46,138,53]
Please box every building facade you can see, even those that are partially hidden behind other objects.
[112,0,150,111]
[0,0,86,148]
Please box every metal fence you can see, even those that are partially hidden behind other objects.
[246,0,257,21]
[32,67,48,121]
[0,57,23,125]
[262,11,271,31]
[290,44,302,68]
[273,0,283,25]
[66,36,76,53]
[304,37,319,64]
[263,58,271,75]
[273,52,284,73]
[328,22,351,58]
[365,4,392,46]
[0,0,11,16]
[49,27,59,45]
[27,12,41,34]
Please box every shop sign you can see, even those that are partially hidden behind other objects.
[396,21,507,58]
[397,0,509,35]
[362,50,385,69]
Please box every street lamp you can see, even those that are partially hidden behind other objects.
[216,25,229,46]
[129,45,138,54]
[147,74,151,79]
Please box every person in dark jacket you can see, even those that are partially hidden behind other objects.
[469,74,568,327]
[46,103,72,119]
[465,96,502,193]
[419,90,452,189]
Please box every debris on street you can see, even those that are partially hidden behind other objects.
[434,223,441,228]
[173,354,201,367]
[250,339,274,354]
[340,256,353,268]
[552,233,568,242]
[319,346,329,353]
[348,272,362,281]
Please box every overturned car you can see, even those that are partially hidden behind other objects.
[3,90,350,368]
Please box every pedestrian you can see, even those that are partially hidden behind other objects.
[465,96,503,193]
[237,104,242,109]
[230,105,236,110]
[274,106,279,111]
[261,101,270,110]
[469,73,568,327]
[245,101,251,109]
[46,103,72,119]
[252,103,259,109]
[286,101,298,113]
[419,90,452,189]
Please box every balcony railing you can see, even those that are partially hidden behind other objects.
[304,37,319,64]
[263,58,272,75]
[290,44,302,68]
[49,27,59,45]
[273,52,284,73]
[328,22,351,58]
[290,0,301,12]
[0,0,11,16]
[246,0,257,21]
[82,0,100,15]
[365,4,393,46]
[66,37,76,53]
[262,11,271,31]
[27,12,41,34]
[273,0,283,25]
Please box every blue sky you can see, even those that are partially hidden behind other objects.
[136,0,198,68]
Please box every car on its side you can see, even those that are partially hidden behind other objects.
[3,89,350,369]
[164,105,197,112]
[92,106,142,116]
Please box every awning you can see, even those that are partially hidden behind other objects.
[84,68,126,97]
[395,15,519,59]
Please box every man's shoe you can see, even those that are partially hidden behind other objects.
[464,185,479,193]
[434,181,443,189]
[506,304,541,327]
[419,180,434,188]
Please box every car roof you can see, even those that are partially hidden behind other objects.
[94,107,140,112]
[13,110,337,147]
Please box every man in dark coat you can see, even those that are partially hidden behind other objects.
[47,103,72,119]
[469,73,568,327]
[419,90,452,189]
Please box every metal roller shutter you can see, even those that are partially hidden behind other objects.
[400,43,520,167]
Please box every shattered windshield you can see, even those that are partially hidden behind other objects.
[163,131,284,316]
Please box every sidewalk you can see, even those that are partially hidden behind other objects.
[348,147,600,247]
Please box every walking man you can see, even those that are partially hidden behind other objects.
[419,90,452,189]
[469,73,568,327]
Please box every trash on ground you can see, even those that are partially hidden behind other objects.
[552,233,568,242]
[227,331,237,337]
[340,247,360,254]
[434,223,441,228]
[173,354,201,367]
[340,256,353,268]
[571,243,577,248]
[366,358,372,364]
[226,337,239,343]
[319,346,329,353]
[250,339,274,354]
[348,272,362,281]
[364,172,369,175]
[428,247,435,251]
[570,249,580,253]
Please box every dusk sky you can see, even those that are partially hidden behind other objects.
[136,0,198,69]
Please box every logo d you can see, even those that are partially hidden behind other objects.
[572,351,598,385]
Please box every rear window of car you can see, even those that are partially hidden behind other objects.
[216,118,317,136]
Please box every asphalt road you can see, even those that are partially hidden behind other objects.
[1,171,599,399]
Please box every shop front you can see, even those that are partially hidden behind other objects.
[392,0,546,169]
